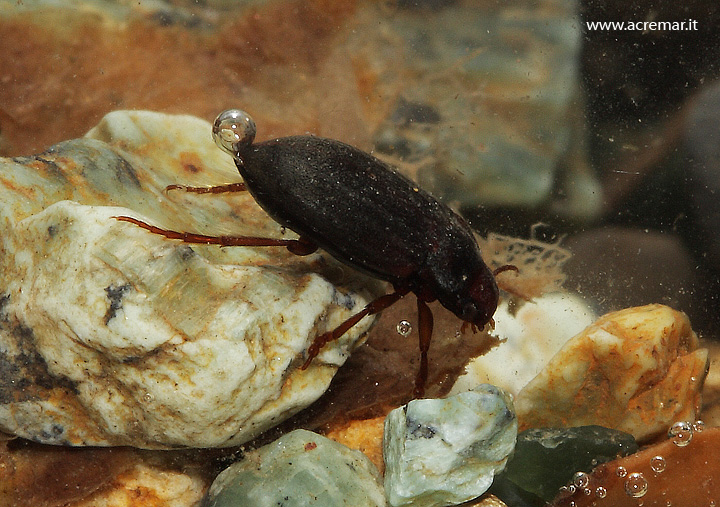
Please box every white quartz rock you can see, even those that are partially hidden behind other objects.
[451,293,596,396]
[0,111,379,449]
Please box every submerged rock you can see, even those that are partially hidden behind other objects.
[0,110,380,448]
[354,0,600,219]
[203,429,386,507]
[515,304,709,442]
[499,425,638,503]
[383,384,517,507]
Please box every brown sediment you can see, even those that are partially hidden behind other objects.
[0,0,359,156]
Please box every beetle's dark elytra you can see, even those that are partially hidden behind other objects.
[237,135,499,328]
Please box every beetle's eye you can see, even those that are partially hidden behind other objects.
[213,109,256,156]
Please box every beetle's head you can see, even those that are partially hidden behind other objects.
[450,265,499,329]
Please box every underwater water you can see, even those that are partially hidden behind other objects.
[0,0,719,506]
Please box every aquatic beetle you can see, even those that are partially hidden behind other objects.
[115,109,504,397]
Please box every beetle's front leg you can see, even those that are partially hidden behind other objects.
[112,216,317,255]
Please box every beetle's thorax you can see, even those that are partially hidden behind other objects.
[417,235,499,327]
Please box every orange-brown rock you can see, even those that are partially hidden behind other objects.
[516,304,709,442]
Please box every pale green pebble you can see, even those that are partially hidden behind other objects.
[203,429,386,507]
[383,384,517,507]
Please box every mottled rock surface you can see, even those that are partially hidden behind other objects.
[355,0,599,218]
[0,110,380,448]
[515,304,709,442]
[203,429,386,507]
[383,384,517,507]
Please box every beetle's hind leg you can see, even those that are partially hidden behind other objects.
[164,182,247,194]
[301,288,409,370]
[112,216,318,255]
[414,298,434,399]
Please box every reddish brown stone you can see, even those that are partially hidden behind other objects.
[552,426,720,507]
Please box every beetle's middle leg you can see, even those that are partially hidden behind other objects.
[164,182,247,194]
[301,288,410,370]
[113,216,318,255]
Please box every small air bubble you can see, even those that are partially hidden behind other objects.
[143,392,154,403]
[572,471,589,488]
[650,455,666,473]
[668,421,693,446]
[693,420,705,433]
[396,320,412,337]
[595,486,607,498]
[624,472,648,498]
[616,466,628,477]
[212,109,257,156]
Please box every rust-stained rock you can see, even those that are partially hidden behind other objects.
[551,425,720,506]
[68,463,206,507]
[0,440,135,507]
[324,415,386,473]
[516,304,709,442]
[0,439,208,507]
[0,110,380,449]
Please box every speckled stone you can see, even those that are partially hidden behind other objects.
[383,384,517,507]
[0,111,380,448]
[515,304,709,442]
[203,429,386,507]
